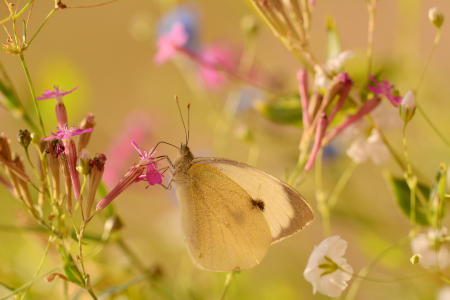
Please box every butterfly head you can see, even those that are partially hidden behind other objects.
[179,143,190,156]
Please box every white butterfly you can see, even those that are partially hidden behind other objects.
[159,101,314,272]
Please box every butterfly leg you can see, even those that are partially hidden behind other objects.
[161,179,173,190]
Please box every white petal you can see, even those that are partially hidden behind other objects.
[347,137,369,163]
[326,50,354,72]
[366,130,389,165]
[438,285,450,300]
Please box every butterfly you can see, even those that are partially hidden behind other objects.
[159,100,314,272]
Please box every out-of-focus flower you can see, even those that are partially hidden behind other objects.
[368,75,402,107]
[157,4,200,53]
[346,129,389,165]
[314,51,354,89]
[399,91,416,123]
[154,22,189,64]
[304,236,353,297]
[103,113,150,188]
[97,141,162,210]
[197,45,236,89]
[411,227,450,269]
[78,114,96,150]
[42,125,93,141]
[429,7,444,29]
[438,286,450,300]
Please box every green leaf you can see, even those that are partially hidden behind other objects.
[255,94,303,127]
[326,15,342,60]
[384,172,431,226]
[57,244,83,286]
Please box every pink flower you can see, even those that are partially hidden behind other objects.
[42,125,93,141]
[96,141,162,211]
[37,85,78,104]
[367,75,402,107]
[154,22,189,64]
[132,140,163,185]
[198,45,235,88]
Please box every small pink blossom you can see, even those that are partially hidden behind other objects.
[132,140,163,185]
[42,125,93,141]
[197,45,235,89]
[154,22,189,64]
[367,75,402,107]
[37,86,78,104]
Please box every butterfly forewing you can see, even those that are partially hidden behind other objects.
[192,158,314,243]
[174,164,272,272]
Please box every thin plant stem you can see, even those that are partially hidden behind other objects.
[26,8,58,46]
[19,54,46,137]
[20,234,53,300]
[315,150,331,237]
[328,160,357,209]
[416,29,441,93]
[366,0,377,76]
[416,105,450,148]
[339,266,430,283]
[402,123,417,234]
[345,236,411,300]
[24,147,43,183]
[219,272,238,300]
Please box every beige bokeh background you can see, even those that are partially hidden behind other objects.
[1,0,450,299]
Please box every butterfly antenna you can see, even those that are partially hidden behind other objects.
[187,103,190,146]
[175,95,188,145]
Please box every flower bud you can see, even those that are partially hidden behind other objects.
[102,215,123,241]
[86,153,106,220]
[241,15,258,36]
[77,114,96,150]
[235,125,253,143]
[429,7,444,29]
[58,150,73,214]
[410,254,421,265]
[17,129,31,149]
[0,133,20,197]
[47,140,61,200]
[30,132,40,145]
[399,91,416,123]
[76,149,91,175]
[63,139,81,200]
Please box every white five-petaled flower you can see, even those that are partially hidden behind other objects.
[411,227,450,269]
[314,50,354,89]
[346,129,389,165]
[304,236,353,297]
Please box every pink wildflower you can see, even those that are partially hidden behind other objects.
[42,125,93,141]
[197,45,235,89]
[367,75,402,107]
[154,22,189,64]
[37,85,78,103]
[96,141,162,211]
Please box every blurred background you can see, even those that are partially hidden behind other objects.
[1,0,450,299]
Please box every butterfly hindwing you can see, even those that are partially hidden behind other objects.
[192,158,314,244]
[174,163,272,272]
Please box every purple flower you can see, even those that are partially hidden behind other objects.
[367,75,402,107]
[37,86,78,104]
[132,140,163,185]
[42,125,93,141]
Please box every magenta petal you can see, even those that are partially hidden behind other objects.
[146,164,162,185]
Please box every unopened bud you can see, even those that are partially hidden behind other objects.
[76,149,91,175]
[78,114,96,150]
[241,15,258,36]
[55,103,68,128]
[410,254,421,265]
[86,153,106,219]
[429,7,444,29]
[235,125,253,143]
[30,132,40,145]
[399,91,416,123]
[17,129,31,149]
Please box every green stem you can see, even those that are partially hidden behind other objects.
[27,8,58,46]
[339,266,430,283]
[416,104,450,148]
[19,54,46,137]
[402,123,417,234]
[20,234,53,300]
[366,1,376,76]
[345,236,411,300]
[315,150,331,237]
[402,123,413,175]
[327,160,357,209]
[416,29,441,92]
[14,0,35,21]
[24,147,43,183]
[219,272,238,300]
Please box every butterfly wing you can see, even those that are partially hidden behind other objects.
[174,163,272,272]
[192,157,314,244]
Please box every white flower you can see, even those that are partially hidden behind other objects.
[314,50,354,89]
[304,236,353,297]
[429,7,444,28]
[438,285,450,300]
[411,227,450,269]
[346,129,389,165]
